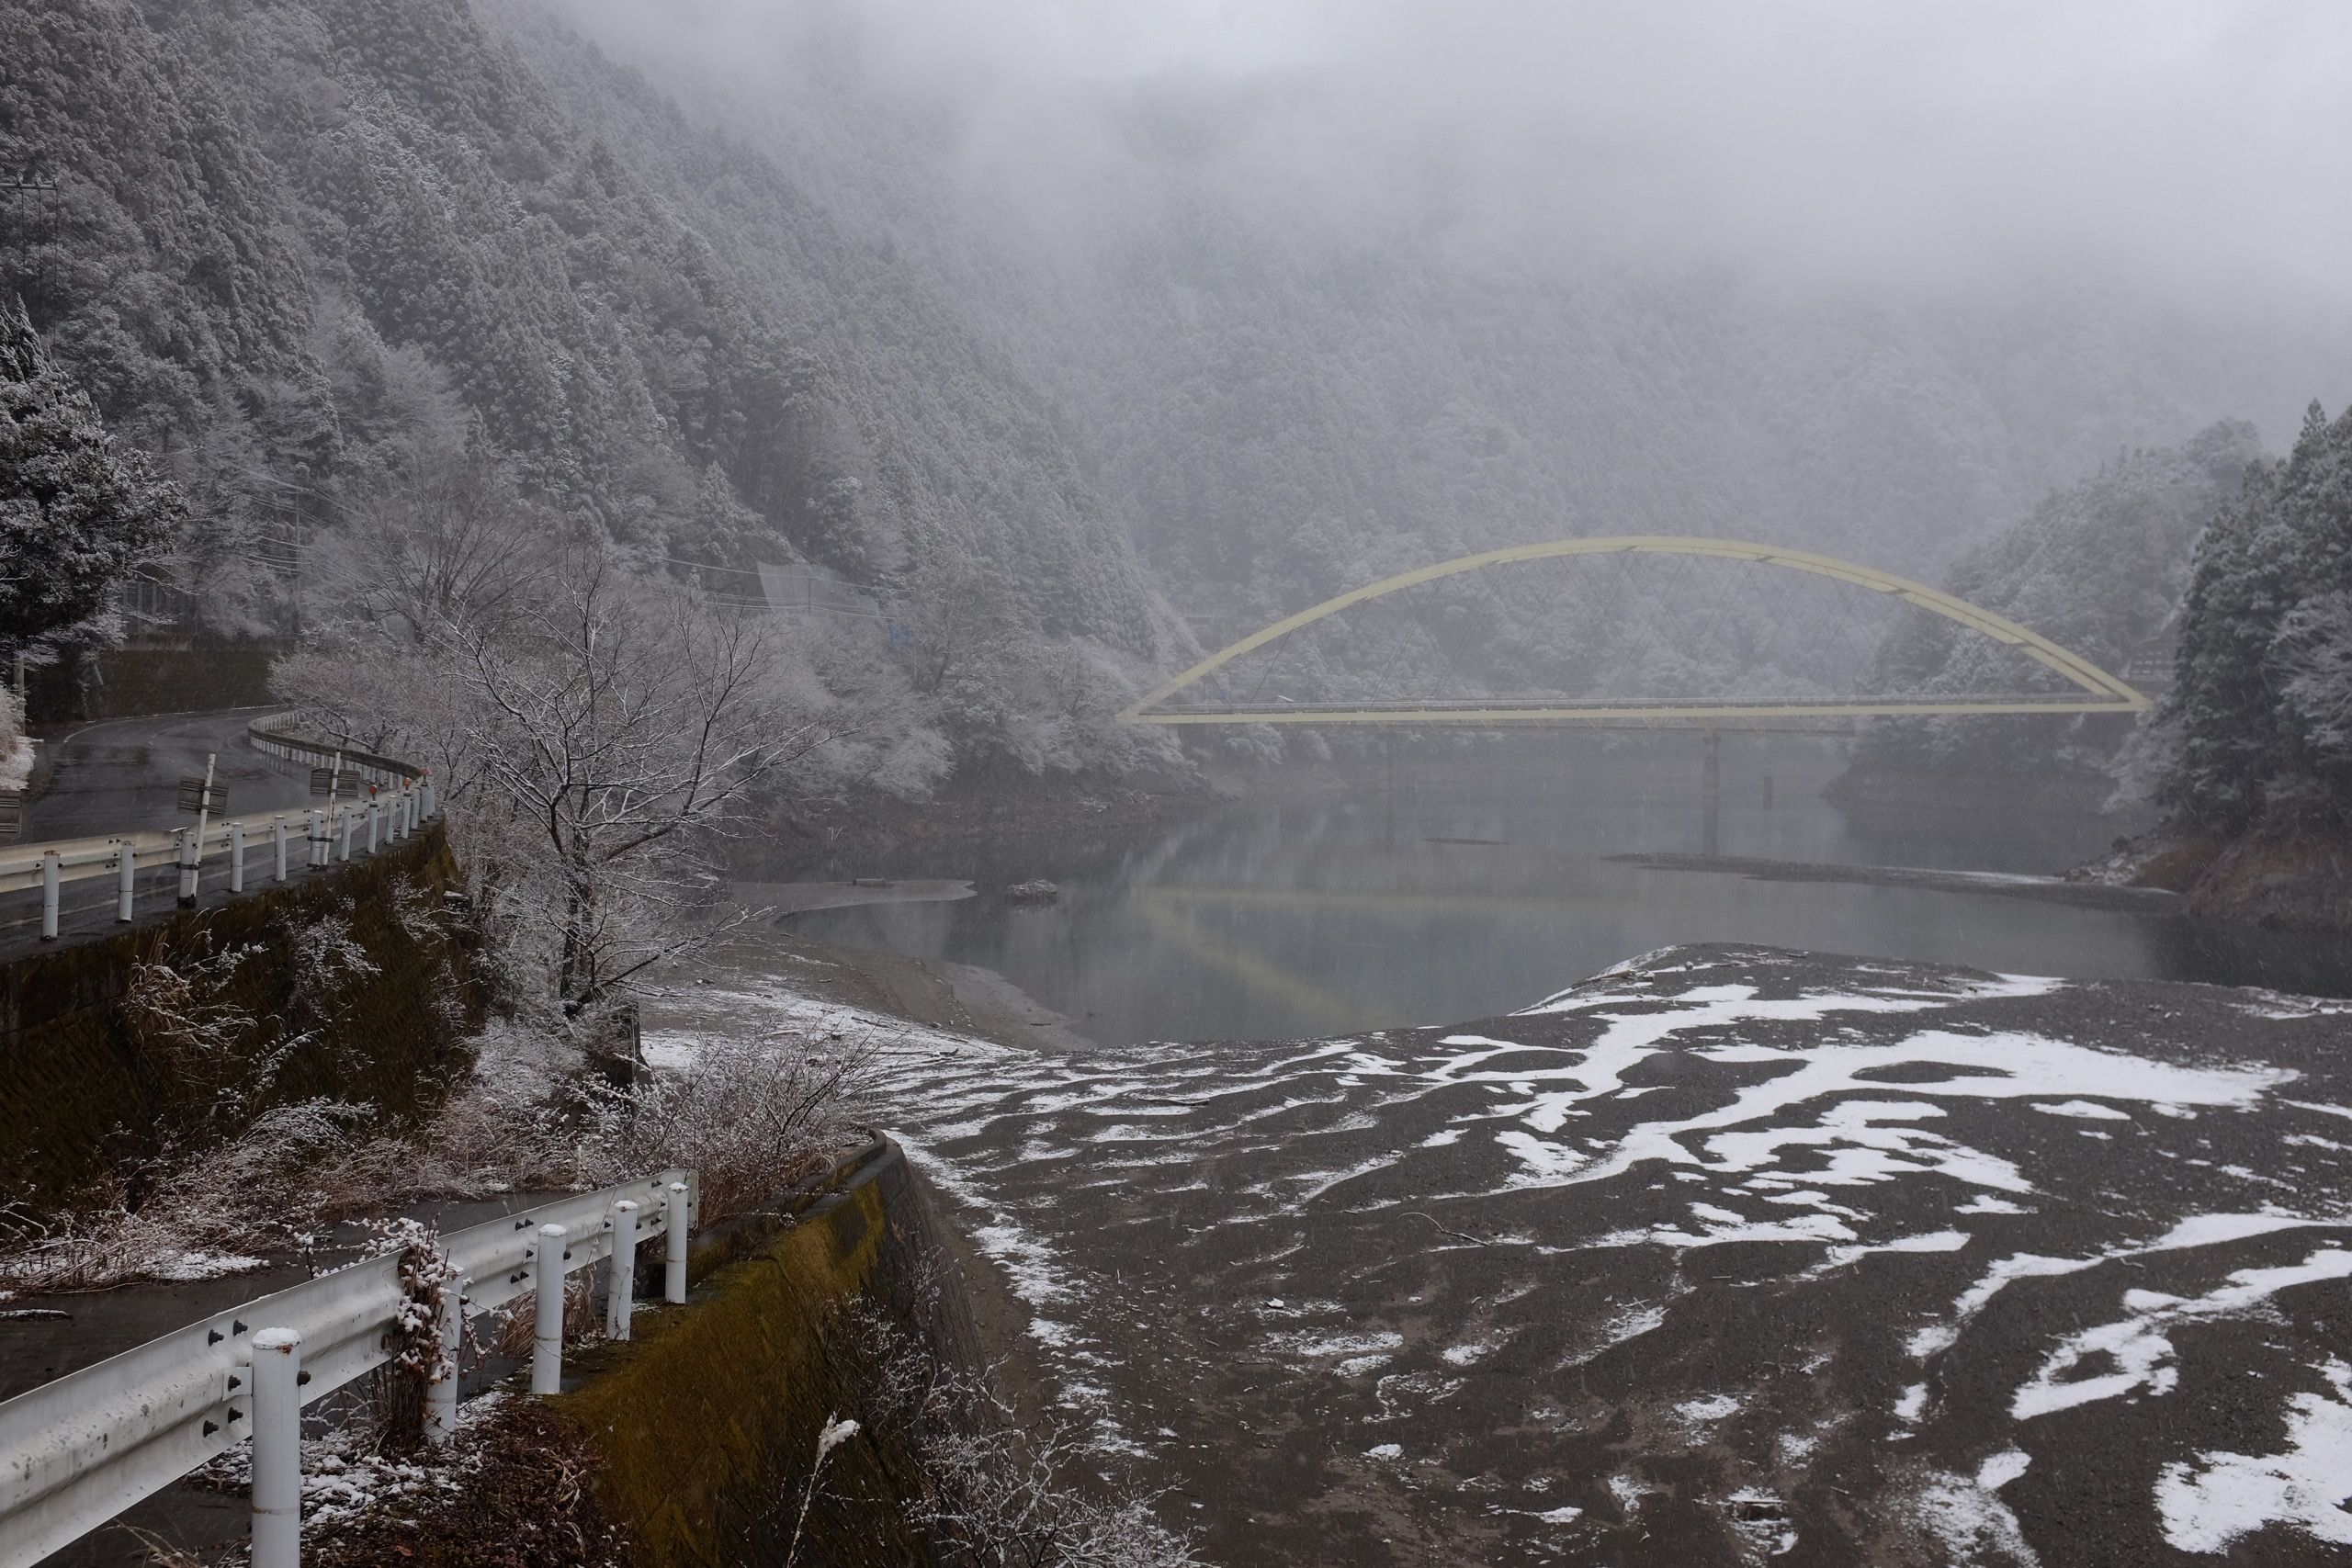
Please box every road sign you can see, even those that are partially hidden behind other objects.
[0,794,20,843]
[309,767,338,795]
[175,778,227,815]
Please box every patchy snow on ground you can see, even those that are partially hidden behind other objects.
[2154,1359,2352,1553]
[2010,1247,2352,1420]
[689,943,2352,1564]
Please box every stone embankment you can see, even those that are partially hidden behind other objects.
[2076,823,2352,929]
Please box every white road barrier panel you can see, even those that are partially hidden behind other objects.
[0,1169,697,1568]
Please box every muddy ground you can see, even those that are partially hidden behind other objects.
[772,941,2352,1566]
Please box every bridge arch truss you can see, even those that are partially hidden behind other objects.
[1123,536,2150,727]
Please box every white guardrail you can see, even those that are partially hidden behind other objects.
[0,717,438,942]
[0,1168,700,1568]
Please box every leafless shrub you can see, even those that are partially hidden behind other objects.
[267,898,391,1067]
[118,932,264,1118]
[116,1525,228,1566]
[844,1273,1203,1568]
[0,1099,382,1293]
[579,1031,872,1224]
[484,1272,596,1361]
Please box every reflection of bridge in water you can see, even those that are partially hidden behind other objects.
[1123,536,2149,728]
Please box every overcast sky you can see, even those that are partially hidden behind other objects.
[563,0,2352,313]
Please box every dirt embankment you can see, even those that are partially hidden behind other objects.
[2078,822,2352,929]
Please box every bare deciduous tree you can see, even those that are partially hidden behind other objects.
[448,548,836,1018]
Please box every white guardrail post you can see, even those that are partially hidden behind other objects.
[605,1201,639,1341]
[424,1269,465,1450]
[274,818,288,882]
[247,1328,302,1568]
[0,1168,695,1568]
[39,852,58,942]
[307,807,327,869]
[530,1224,568,1396]
[114,841,134,922]
[228,822,246,894]
[665,1181,691,1303]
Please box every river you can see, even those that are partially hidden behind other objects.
[782,736,2352,1044]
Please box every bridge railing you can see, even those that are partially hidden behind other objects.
[0,1168,700,1568]
[0,716,440,942]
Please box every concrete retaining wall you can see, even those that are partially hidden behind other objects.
[0,824,480,1201]
[560,1138,973,1568]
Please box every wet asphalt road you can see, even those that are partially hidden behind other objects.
[858,945,2352,1566]
[18,709,308,844]
[1,710,317,960]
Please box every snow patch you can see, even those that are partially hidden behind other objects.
[2155,1359,2352,1553]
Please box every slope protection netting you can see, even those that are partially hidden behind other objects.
[1170,550,2077,713]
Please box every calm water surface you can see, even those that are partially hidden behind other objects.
[785,739,2352,1043]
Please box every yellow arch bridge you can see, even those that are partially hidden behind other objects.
[1122,536,2150,728]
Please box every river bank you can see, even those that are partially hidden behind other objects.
[2081,823,2352,931]
[663,931,2352,1565]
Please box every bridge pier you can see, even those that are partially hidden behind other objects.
[1702,728,1722,857]
[1383,732,1396,849]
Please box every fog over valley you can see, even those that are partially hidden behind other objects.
[6,4,2352,1564]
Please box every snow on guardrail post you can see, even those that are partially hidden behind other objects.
[531,1224,568,1395]
[115,840,134,921]
[425,1271,467,1449]
[249,1326,303,1568]
[605,1201,639,1341]
[665,1181,691,1303]
[40,850,58,940]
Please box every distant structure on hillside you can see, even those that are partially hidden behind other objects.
[756,561,881,625]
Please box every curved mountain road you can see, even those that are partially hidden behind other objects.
[2,709,327,961]
[18,707,313,845]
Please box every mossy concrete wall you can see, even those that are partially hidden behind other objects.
[560,1139,975,1568]
[0,824,480,1201]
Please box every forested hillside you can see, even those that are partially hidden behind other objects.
[1,0,1188,782]
[1843,420,2264,786]
[541,2,2351,659]
[2152,403,2352,835]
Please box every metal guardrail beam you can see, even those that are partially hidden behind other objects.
[0,1169,698,1567]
